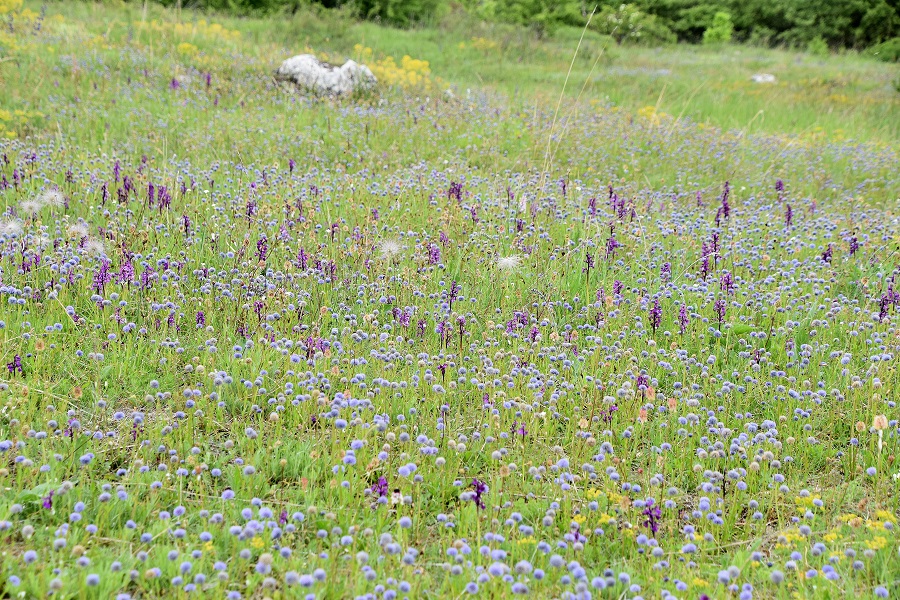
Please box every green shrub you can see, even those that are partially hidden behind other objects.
[354,0,443,26]
[492,0,585,38]
[593,3,676,46]
[746,26,776,47]
[868,37,900,62]
[702,11,733,45]
[807,35,829,56]
[131,0,900,46]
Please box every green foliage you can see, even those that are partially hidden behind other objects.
[773,0,894,48]
[492,0,585,37]
[702,11,733,45]
[638,0,719,43]
[868,37,900,62]
[134,0,900,49]
[593,3,677,46]
[354,0,444,26]
[0,10,899,600]
[148,0,444,25]
[807,35,829,56]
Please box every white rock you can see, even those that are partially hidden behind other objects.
[750,73,777,84]
[275,54,376,95]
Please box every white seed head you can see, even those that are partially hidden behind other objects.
[496,255,521,271]
[379,239,402,259]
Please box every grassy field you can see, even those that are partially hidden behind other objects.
[1,1,900,599]
[3,2,900,145]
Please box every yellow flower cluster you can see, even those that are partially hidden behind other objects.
[793,494,821,510]
[596,513,615,525]
[584,487,603,500]
[865,535,888,550]
[144,19,240,49]
[637,105,669,126]
[0,0,22,15]
[354,44,438,91]
[177,42,199,57]
[774,527,805,548]
[0,109,13,139]
[0,108,43,139]
[173,20,240,41]
[84,34,113,51]
[458,37,499,52]
[516,536,535,545]
[0,0,48,54]
[0,31,16,54]
[874,509,895,525]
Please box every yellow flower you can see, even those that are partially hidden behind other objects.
[865,536,887,550]
[517,537,535,545]
[367,52,436,90]
[585,488,602,500]
[470,37,498,52]
[177,42,199,57]
[0,0,23,15]
[250,537,265,549]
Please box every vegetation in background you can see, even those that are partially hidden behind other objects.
[701,11,733,45]
[0,2,898,599]
[135,0,900,50]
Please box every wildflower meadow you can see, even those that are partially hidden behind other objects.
[1,2,899,599]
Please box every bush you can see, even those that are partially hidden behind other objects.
[702,11,733,45]
[745,26,776,47]
[868,37,900,62]
[492,0,585,38]
[130,0,900,47]
[807,35,829,56]
[354,0,443,26]
[594,4,676,46]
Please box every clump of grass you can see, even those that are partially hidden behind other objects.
[0,2,898,599]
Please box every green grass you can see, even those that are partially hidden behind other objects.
[2,2,899,145]
[0,1,899,599]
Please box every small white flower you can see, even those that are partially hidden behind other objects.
[19,199,43,216]
[0,219,24,237]
[67,223,89,238]
[497,255,521,272]
[378,239,402,259]
[83,238,106,256]
[39,189,66,209]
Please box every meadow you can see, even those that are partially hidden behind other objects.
[1,1,900,599]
